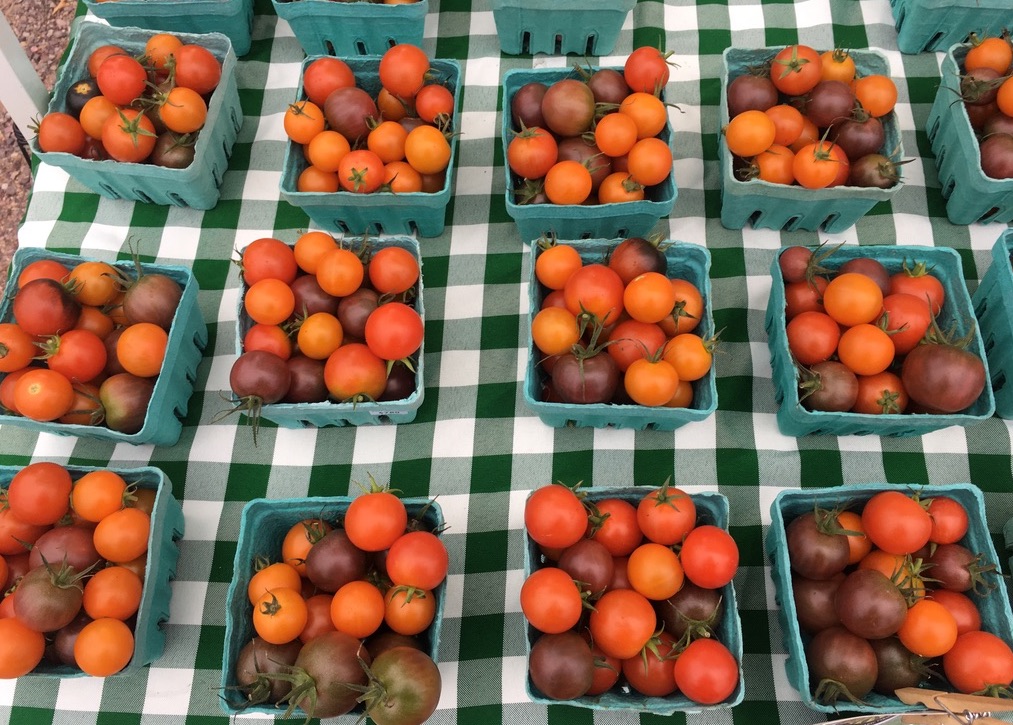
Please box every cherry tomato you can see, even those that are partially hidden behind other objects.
[253,587,308,645]
[386,530,448,590]
[673,638,739,705]
[83,566,143,621]
[71,469,127,522]
[525,484,588,550]
[13,368,75,422]
[943,631,1013,694]
[323,342,387,400]
[379,43,430,98]
[637,484,695,545]
[330,580,385,639]
[384,586,436,635]
[364,302,423,360]
[344,489,408,552]
[770,44,823,96]
[241,237,298,286]
[74,618,135,677]
[248,562,302,605]
[680,524,739,589]
[6,461,72,526]
[624,47,671,93]
[173,44,222,95]
[786,310,839,366]
[861,491,932,555]
[927,496,969,545]
[96,54,147,105]
[588,588,656,660]
[520,566,583,634]
[588,498,643,557]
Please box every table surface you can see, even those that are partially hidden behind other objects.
[3,0,1013,723]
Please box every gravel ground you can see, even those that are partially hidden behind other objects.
[0,0,76,293]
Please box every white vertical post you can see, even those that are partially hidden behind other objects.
[0,11,50,140]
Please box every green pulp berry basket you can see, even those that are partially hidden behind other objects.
[768,482,1013,714]
[5,464,185,678]
[925,43,1013,225]
[765,244,994,436]
[220,495,444,717]
[234,236,424,427]
[32,21,243,210]
[524,486,744,712]
[888,0,1009,54]
[719,47,903,233]
[972,229,1013,418]
[0,247,207,446]
[524,239,716,430]
[490,0,636,56]
[271,0,427,57]
[81,0,254,56]
[279,56,460,238]
[501,67,677,244]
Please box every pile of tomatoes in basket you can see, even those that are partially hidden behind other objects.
[234,487,445,722]
[286,44,454,194]
[507,47,674,206]
[0,255,183,432]
[230,234,422,421]
[532,237,711,408]
[0,463,159,678]
[779,244,985,415]
[786,490,1013,703]
[725,45,901,189]
[521,482,740,706]
[956,33,1013,180]
[35,32,222,166]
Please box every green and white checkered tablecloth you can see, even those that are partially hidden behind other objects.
[3,0,1013,723]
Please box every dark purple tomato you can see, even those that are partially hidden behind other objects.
[800,360,859,413]
[551,351,619,404]
[925,543,995,593]
[807,625,878,703]
[805,80,856,129]
[901,342,986,413]
[323,86,379,143]
[966,101,998,132]
[654,580,723,639]
[103,327,128,376]
[779,246,813,284]
[834,568,908,640]
[541,79,595,137]
[28,526,102,574]
[607,237,667,285]
[365,631,426,659]
[290,631,370,718]
[871,636,931,694]
[726,74,778,117]
[235,636,303,705]
[512,82,548,129]
[51,611,92,666]
[150,132,196,169]
[785,510,850,580]
[399,116,429,134]
[587,68,630,105]
[99,373,154,434]
[379,360,417,402]
[792,571,844,634]
[14,563,85,632]
[290,274,339,318]
[980,133,1013,180]
[558,538,614,597]
[123,272,183,330]
[528,631,595,701]
[961,67,1001,105]
[984,113,1013,137]
[230,350,292,405]
[282,355,328,404]
[337,287,379,341]
[838,257,891,297]
[362,647,442,725]
[831,115,885,162]
[304,529,371,593]
[848,153,902,189]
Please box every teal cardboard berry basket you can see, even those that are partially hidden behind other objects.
[220,495,444,716]
[719,47,903,233]
[271,0,427,56]
[82,0,254,56]
[0,248,207,446]
[524,239,715,430]
[233,235,424,427]
[524,487,744,712]
[925,43,1013,225]
[768,482,1013,715]
[279,57,460,238]
[972,229,1013,418]
[32,21,242,210]
[502,67,677,244]
[490,0,635,56]
[765,244,994,437]
[888,0,1009,54]
[6,464,185,678]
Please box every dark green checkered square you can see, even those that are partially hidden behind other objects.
[459,613,504,660]
[465,530,509,572]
